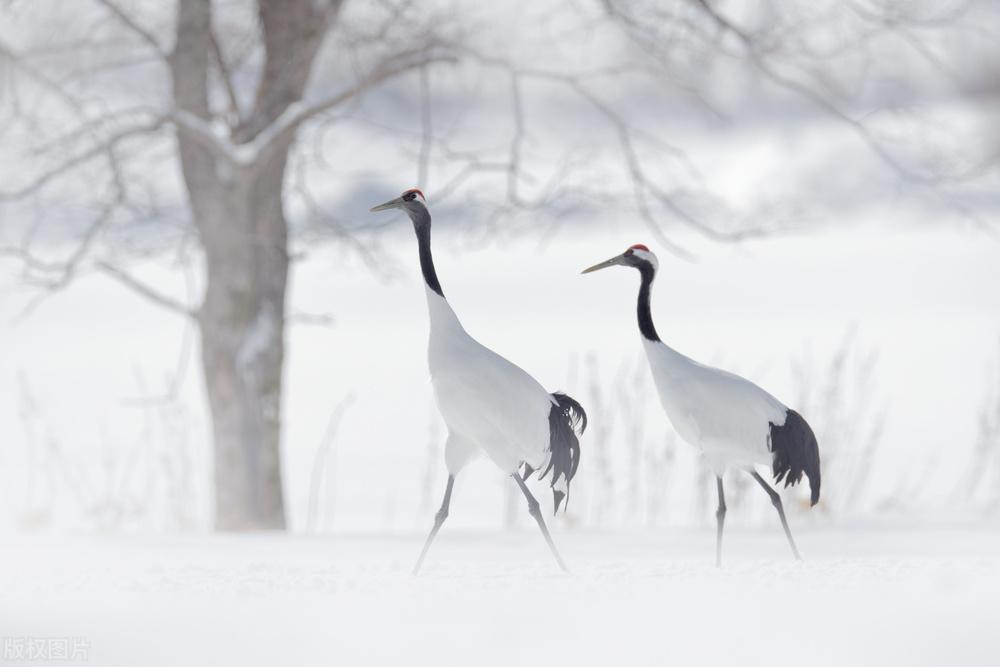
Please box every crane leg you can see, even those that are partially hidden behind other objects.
[750,471,802,561]
[412,474,455,575]
[715,476,727,568]
[513,474,569,573]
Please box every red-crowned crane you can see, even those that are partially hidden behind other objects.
[371,188,587,574]
[582,244,820,566]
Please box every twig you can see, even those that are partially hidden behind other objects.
[306,394,356,532]
[96,260,198,319]
[94,0,168,59]
[209,25,243,122]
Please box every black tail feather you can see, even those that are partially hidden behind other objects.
[769,409,821,506]
[539,392,587,513]
[552,489,566,515]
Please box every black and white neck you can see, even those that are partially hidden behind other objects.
[399,193,466,333]
[622,246,660,343]
[409,206,444,298]
[385,188,443,299]
[582,243,664,344]
[636,260,660,342]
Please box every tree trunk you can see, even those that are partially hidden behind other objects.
[197,152,290,530]
[168,0,334,530]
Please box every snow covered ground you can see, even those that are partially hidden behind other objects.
[2,524,998,666]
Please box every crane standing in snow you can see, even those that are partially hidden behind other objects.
[371,188,587,574]
[583,244,820,566]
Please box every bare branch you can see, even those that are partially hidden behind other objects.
[166,109,238,163]
[94,0,168,59]
[289,311,337,327]
[417,64,432,188]
[180,47,460,169]
[1,139,134,318]
[459,47,777,247]
[96,260,198,319]
[0,117,165,201]
[687,0,946,185]
[209,25,243,122]
[506,71,526,206]
[289,158,401,280]
[0,36,89,116]
[306,392,356,532]
[238,0,342,141]
[283,47,459,132]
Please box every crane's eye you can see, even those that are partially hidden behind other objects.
[625,249,634,256]
[404,192,416,201]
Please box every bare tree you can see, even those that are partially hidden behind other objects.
[0,0,455,529]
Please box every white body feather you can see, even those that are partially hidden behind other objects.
[425,287,555,475]
[642,337,788,476]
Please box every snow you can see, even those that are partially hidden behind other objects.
[2,525,998,666]
[237,303,278,372]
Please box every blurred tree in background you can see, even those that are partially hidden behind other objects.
[1,0,459,529]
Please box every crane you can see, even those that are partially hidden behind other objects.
[582,244,820,566]
[370,188,587,574]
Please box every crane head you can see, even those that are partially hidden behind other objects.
[369,188,427,215]
[581,243,658,274]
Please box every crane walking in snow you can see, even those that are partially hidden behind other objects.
[583,244,820,566]
[371,188,587,574]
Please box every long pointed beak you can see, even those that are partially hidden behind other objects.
[581,254,624,274]
[369,196,404,212]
